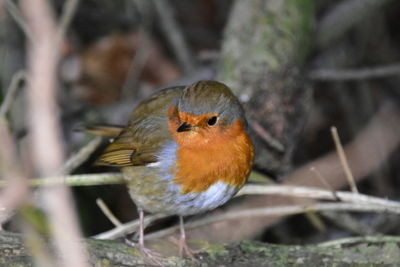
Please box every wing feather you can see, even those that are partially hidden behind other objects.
[96,86,183,167]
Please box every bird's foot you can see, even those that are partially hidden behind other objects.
[125,238,164,266]
[139,245,164,266]
[170,236,202,261]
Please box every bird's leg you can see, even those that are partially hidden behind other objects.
[176,216,200,260]
[127,208,163,266]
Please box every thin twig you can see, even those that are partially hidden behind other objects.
[92,182,400,240]
[238,185,400,209]
[96,198,122,227]
[330,126,359,194]
[93,213,168,240]
[5,0,33,41]
[62,136,102,174]
[0,173,124,187]
[0,70,26,118]
[310,166,340,201]
[152,0,194,73]
[309,63,400,81]
[251,121,285,152]
[2,172,398,212]
[318,235,400,247]
[310,166,334,191]
[145,202,400,241]
[56,0,79,48]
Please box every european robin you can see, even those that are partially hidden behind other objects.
[97,80,254,262]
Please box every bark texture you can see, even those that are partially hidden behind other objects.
[218,0,314,175]
[1,231,400,266]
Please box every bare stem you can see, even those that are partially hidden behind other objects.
[309,63,400,81]
[5,0,33,40]
[93,213,168,240]
[145,202,400,241]
[56,0,79,48]
[96,198,122,227]
[152,0,194,73]
[21,0,89,266]
[62,136,102,174]
[0,70,26,118]
[331,126,358,194]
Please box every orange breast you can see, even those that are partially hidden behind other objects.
[169,119,254,194]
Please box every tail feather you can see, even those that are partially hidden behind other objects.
[77,124,124,138]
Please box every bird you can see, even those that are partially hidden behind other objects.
[96,80,254,262]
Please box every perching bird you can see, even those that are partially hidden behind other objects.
[97,80,254,262]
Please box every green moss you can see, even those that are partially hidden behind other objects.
[201,241,229,260]
[98,258,112,267]
[218,0,315,95]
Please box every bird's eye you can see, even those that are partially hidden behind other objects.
[207,116,218,126]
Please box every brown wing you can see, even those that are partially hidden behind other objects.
[85,125,124,137]
[96,86,184,167]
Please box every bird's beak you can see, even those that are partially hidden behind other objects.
[177,122,192,132]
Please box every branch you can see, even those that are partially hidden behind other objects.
[2,231,400,266]
[152,0,194,73]
[318,235,400,247]
[5,0,33,41]
[93,182,400,240]
[238,185,400,209]
[172,202,398,236]
[309,63,400,81]
[0,70,26,118]
[0,173,124,187]
[21,0,89,266]
[55,0,79,48]
[62,136,102,174]
[330,126,358,193]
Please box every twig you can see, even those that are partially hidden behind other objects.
[152,0,194,73]
[0,118,29,223]
[238,185,400,209]
[2,172,398,212]
[310,166,334,191]
[56,0,79,48]
[318,235,400,247]
[93,213,168,240]
[330,126,359,194]
[62,136,102,174]
[0,173,124,187]
[251,121,285,152]
[309,63,400,81]
[145,202,400,241]
[96,198,122,227]
[0,70,26,118]
[21,0,89,266]
[5,0,33,41]
[92,182,400,240]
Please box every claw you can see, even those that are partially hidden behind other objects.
[139,244,164,266]
[125,238,164,266]
[127,208,165,266]
[174,216,202,260]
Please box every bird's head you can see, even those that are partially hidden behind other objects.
[168,80,247,147]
